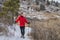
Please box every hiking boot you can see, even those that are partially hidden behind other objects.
[22,36,25,39]
[21,35,23,38]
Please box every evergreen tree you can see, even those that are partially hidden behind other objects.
[40,4,45,11]
[46,0,50,5]
[55,1,59,7]
[36,0,39,5]
[0,0,20,25]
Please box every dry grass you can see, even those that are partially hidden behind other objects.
[0,25,8,36]
[29,13,60,40]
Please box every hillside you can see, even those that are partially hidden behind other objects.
[0,0,60,40]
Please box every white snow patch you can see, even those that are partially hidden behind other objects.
[0,24,32,40]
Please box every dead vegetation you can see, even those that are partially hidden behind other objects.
[29,13,60,40]
[0,24,8,36]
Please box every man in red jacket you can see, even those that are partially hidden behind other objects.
[15,12,30,38]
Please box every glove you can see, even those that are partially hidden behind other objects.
[15,21,16,23]
[27,22,30,24]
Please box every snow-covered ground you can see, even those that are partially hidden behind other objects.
[0,24,32,40]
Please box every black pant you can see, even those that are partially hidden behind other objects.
[20,26,25,36]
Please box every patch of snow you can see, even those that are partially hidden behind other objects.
[0,32,3,35]
[36,15,47,20]
[0,24,32,40]
[20,4,28,9]
[54,15,60,18]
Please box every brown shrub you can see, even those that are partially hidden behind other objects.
[0,26,8,36]
[30,18,60,40]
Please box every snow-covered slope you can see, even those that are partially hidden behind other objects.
[0,24,32,40]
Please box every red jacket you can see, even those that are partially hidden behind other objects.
[16,15,28,27]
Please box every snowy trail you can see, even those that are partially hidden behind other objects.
[0,24,32,40]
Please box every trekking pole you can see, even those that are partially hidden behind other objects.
[28,22,30,36]
[13,16,16,31]
[27,18,30,36]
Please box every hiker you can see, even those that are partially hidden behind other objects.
[15,12,30,38]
